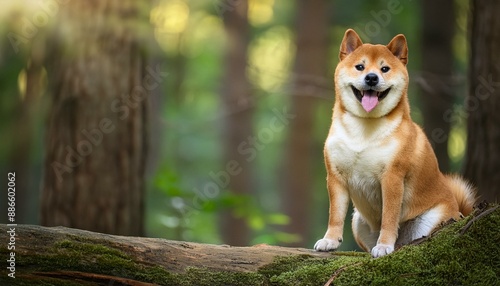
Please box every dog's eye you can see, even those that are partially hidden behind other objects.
[355,64,364,71]
[381,66,390,73]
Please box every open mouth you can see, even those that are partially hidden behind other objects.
[351,86,391,113]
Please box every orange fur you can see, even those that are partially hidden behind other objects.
[314,29,476,258]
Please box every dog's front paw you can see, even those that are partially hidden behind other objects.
[371,244,394,258]
[314,238,342,252]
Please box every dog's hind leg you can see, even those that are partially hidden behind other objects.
[396,205,457,247]
[352,209,378,252]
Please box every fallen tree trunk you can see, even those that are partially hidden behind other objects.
[1,203,498,286]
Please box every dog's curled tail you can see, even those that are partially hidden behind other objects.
[446,174,477,216]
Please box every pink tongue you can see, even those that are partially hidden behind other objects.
[361,90,379,112]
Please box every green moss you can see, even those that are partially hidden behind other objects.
[159,253,368,286]
[173,267,265,286]
[259,255,317,278]
[10,239,178,285]
[260,253,369,286]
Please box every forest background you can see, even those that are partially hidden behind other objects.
[0,0,497,253]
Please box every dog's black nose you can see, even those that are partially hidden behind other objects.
[365,73,378,86]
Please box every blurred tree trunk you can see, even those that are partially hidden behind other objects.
[281,0,328,246]
[220,0,253,246]
[464,0,500,203]
[418,0,454,172]
[41,0,152,236]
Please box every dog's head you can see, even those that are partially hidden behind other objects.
[334,29,408,118]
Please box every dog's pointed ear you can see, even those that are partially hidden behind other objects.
[339,29,363,61]
[387,34,408,65]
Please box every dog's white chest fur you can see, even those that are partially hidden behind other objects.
[325,113,401,224]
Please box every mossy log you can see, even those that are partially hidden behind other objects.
[1,203,498,286]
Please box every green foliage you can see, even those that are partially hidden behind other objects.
[150,165,299,245]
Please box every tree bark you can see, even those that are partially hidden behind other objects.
[281,0,329,246]
[1,203,498,285]
[220,0,254,246]
[464,0,500,202]
[418,0,455,172]
[40,0,152,236]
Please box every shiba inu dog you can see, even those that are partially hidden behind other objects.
[314,29,476,258]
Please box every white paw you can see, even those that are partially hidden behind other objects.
[371,244,394,258]
[314,238,341,252]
